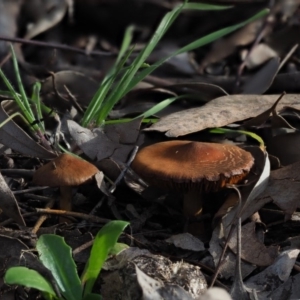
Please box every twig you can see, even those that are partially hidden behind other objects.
[32,198,55,234]
[0,35,115,57]
[35,208,111,224]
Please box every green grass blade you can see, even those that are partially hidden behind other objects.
[210,127,265,147]
[10,45,34,120]
[31,82,45,130]
[124,9,269,94]
[81,47,135,127]
[81,220,129,296]
[134,95,185,119]
[115,25,135,66]
[4,266,57,297]
[81,77,115,127]
[0,90,14,97]
[96,1,187,123]
[37,234,83,300]
[83,293,102,300]
[182,2,233,10]
[95,67,132,124]
[0,68,40,131]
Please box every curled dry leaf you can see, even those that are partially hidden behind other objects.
[241,57,280,94]
[266,131,300,166]
[147,94,300,137]
[259,160,300,216]
[136,266,194,300]
[41,71,99,112]
[209,224,256,280]
[67,119,141,163]
[165,233,205,251]
[0,172,25,226]
[268,272,300,300]
[199,20,263,72]
[245,249,300,300]
[101,247,207,299]
[0,100,56,159]
[228,221,279,267]
[24,0,68,39]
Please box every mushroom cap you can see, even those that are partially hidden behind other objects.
[33,153,99,186]
[131,141,254,192]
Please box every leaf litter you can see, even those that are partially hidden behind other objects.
[1,1,300,299]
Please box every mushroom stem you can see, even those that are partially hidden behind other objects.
[59,186,73,222]
[183,190,203,217]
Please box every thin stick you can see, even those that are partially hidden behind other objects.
[0,35,115,57]
[210,185,242,287]
[32,198,55,234]
[35,208,110,224]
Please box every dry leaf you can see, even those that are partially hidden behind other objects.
[0,100,55,159]
[147,94,300,137]
[245,249,300,300]
[228,222,278,267]
[260,161,300,215]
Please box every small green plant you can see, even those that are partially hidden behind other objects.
[0,3,268,137]
[81,2,269,127]
[4,220,129,300]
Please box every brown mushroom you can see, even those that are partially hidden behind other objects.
[131,141,254,217]
[33,153,99,220]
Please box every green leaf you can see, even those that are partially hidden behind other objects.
[4,266,57,297]
[134,95,185,119]
[81,220,129,296]
[94,1,186,124]
[10,45,34,121]
[83,293,102,300]
[37,234,82,300]
[182,2,233,10]
[210,127,265,147]
[109,242,129,256]
[125,9,269,94]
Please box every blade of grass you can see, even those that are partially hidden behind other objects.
[0,68,39,131]
[124,9,269,95]
[134,95,187,119]
[115,25,135,66]
[10,45,34,121]
[31,82,45,131]
[210,127,265,147]
[182,2,233,10]
[105,117,158,125]
[94,1,187,124]
[81,47,135,127]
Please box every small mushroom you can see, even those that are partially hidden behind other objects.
[33,153,99,219]
[131,141,254,217]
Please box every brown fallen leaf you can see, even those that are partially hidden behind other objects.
[266,131,300,166]
[199,20,263,72]
[245,249,300,299]
[259,161,300,216]
[0,172,25,226]
[228,221,278,267]
[209,224,256,280]
[146,94,300,137]
[24,0,68,40]
[0,100,55,159]
[241,57,280,94]
[67,119,141,163]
